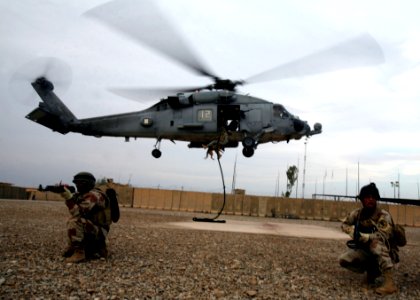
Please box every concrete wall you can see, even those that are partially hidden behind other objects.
[0,184,28,200]
[19,186,420,227]
[28,190,63,201]
[97,184,134,208]
[132,188,420,227]
[27,184,135,206]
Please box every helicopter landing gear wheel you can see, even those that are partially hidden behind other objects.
[152,149,162,158]
[242,137,255,148]
[152,138,162,158]
[242,147,254,158]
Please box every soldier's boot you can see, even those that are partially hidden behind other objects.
[97,238,108,259]
[366,271,380,285]
[65,248,86,263]
[365,265,381,286]
[362,271,380,290]
[98,244,108,259]
[62,245,75,258]
[375,269,397,295]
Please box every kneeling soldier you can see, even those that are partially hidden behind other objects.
[338,183,404,295]
[61,172,111,263]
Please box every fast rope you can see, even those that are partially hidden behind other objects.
[193,130,226,223]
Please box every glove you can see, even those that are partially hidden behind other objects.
[358,232,370,243]
[61,186,73,200]
[344,225,355,239]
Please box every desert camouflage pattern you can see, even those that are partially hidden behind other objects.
[340,207,398,273]
[65,188,111,246]
[204,127,229,159]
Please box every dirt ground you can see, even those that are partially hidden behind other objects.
[0,200,419,299]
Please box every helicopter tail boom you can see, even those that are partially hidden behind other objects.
[25,77,77,134]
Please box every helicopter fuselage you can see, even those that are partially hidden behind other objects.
[26,78,322,158]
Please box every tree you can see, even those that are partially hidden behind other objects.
[96,177,108,185]
[285,165,299,198]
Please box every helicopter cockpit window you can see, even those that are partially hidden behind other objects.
[197,109,213,122]
[273,104,289,118]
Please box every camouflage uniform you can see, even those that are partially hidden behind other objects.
[339,207,398,277]
[65,187,111,259]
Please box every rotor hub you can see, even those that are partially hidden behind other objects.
[35,77,54,91]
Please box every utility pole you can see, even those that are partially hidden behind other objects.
[296,157,299,199]
[345,168,348,196]
[357,161,360,194]
[231,154,237,194]
[390,181,399,199]
[302,138,308,199]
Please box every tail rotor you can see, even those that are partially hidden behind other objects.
[9,57,72,106]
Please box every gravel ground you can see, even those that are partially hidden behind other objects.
[0,200,419,299]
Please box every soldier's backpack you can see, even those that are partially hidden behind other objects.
[105,188,120,223]
[392,223,406,247]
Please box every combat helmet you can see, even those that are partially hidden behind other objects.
[73,171,96,186]
[358,182,380,201]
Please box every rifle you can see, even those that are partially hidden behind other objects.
[38,184,75,194]
[346,211,362,249]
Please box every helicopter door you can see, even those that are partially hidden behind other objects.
[241,108,263,132]
[218,105,240,131]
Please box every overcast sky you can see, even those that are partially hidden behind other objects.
[1,0,419,199]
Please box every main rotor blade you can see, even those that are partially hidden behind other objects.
[109,86,204,102]
[85,0,216,79]
[245,34,384,84]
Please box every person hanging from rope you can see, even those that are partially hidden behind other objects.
[203,127,229,159]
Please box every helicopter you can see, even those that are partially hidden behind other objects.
[24,0,384,159]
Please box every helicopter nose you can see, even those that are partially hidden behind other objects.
[309,122,322,136]
[292,119,306,132]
